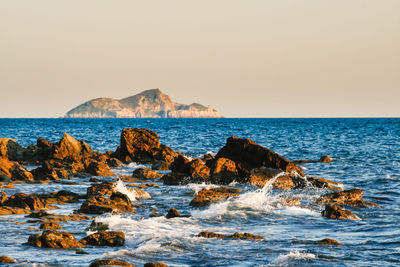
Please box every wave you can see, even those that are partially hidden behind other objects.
[274,250,316,263]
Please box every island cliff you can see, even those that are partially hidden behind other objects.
[64,89,223,118]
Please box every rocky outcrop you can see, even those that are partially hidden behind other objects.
[132,168,162,179]
[65,88,223,118]
[89,259,134,267]
[0,156,33,181]
[316,189,378,207]
[190,187,241,207]
[27,230,84,248]
[322,204,359,220]
[198,231,263,240]
[247,167,294,189]
[2,193,48,211]
[80,231,125,246]
[208,157,239,184]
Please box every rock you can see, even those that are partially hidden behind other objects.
[322,204,359,220]
[0,191,7,204]
[87,181,115,198]
[132,168,162,179]
[170,155,190,173]
[154,144,180,165]
[87,220,109,232]
[85,161,113,176]
[114,128,161,163]
[106,157,124,167]
[80,231,125,246]
[246,167,294,189]
[319,156,332,163]
[40,222,63,230]
[161,172,190,185]
[166,208,181,219]
[0,138,25,160]
[89,259,134,267]
[209,157,239,184]
[185,158,210,181]
[75,249,89,254]
[144,262,169,267]
[151,160,170,170]
[316,189,378,207]
[36,190,81,205]
[78,193,135,214]
[51,133,94,162]
[280,198,301,206]
[0,206,30,215]
[215,136,304,177]
[198,231,263,240]
[27,210,51,218]
[37,137,54,150]
[27,230,84,248]
[3,193,47,211]
[0,255,16,263]
[296,176,342,190]
[317,238,343,245]
[0,157,34,181]
[190,187,241,207]
[27,214,90,222]
[202,153,214,162]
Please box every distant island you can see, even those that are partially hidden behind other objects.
[64,89,223,118]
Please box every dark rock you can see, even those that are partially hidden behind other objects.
[75,249,89,254]
[80,231,125,246]
[161,172,191,185]
[317,238,343,245]
[89,259,134,267]
[0,157,34,181]
[37,137,54,150]
[85,161,113,177]
[247,167,294,189]
[40,222,63,230]
[316,189,378,207]
[132,168,162,179]
[106,157,124,167]
[0,255,16,263]
[0,138,25,161]
[0,191,7,204]
[208,157,239,184]
[215,136,304,177]
[170,155,190,173]
[319,156,332,163]
[144,262,169,267]
[3,193,47,211]
[190,187,241,207]
[198,231,263,240]
[151,160,170,171]
[27,210,51,218]
[87,181,115,198]
[78,194,135,214]
[322,204,359,220]
[27,230,84,248]
[87,220,109,232]
[166,208,181,219]
[185,158,210,181]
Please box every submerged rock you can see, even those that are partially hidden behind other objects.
[89,259,134,267]
[28,230,84,248]
[144,262,169,267]
[0,255,16,263]
[316,189,378,207]
[198,231,263,240]
[322,204,359,220]
[317,238,343,245]
[80,231,125,246]
[190,187,241,207]
[40,222,63,230]
[165,208,181,219]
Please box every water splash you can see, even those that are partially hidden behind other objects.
[114,179,138,201]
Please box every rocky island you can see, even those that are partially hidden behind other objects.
[64,89,223,118]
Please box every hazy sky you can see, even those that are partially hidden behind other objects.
[1,0,399,118]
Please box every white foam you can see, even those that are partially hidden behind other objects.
[386,174,400,180]
[274,250,316,263]
[206,151,216,156]
[186,183,218,195]
[114,179,138,201]
[127,162,148,169]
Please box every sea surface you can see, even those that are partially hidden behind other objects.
[0,118,399,266]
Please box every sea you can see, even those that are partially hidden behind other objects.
[0,118,399,266]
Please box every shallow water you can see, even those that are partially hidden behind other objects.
[0,118,399,266]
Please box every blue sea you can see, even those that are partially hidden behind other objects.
[0,118,399,266]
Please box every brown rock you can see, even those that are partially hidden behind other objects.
[37,137,54,150]
[280,198,301,206]
[51,133,94,162]
[80,231,125,246]
[190,187,241,207]
[0,157,34,181]
[215,136,304,177]
[106,157,124,167]
[186,158,210,181]
[247,167,294,189]
[166,208,181,219]
[3,193,47,211]
[317,238,343,245]
[294,176,342,190]
[319,156,332,163]
[114,128,161,163]
[154,144,179,165]
[322,204,359,220]
[144,262,169,267]
[85,161,113,176]
[28,230,84,248]
[0,191,7,204]
[209,157,239,184]
[0,206,30,215]
[132,168,162,179]
[87,181,115,198]
[161,172,190,185]
[89,259,134,267]
[40,222,63,230]
[151,160,171,171]
[0,138,25,160]
[316,189,378,207]
[78,193,135,214]
[170,155,190,173]
[198,231,263,240]
[0,255,16,263]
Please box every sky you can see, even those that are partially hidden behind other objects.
[0,0,399,118]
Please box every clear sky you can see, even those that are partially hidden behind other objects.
[0,0,399,118]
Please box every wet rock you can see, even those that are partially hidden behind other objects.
[75,249,89,254]
[185,158,210,181]
[215,136,304,177]
[316,189,378,207]
[280,198,301,206]
[87,220,109,232]
[152,160,170,171]
[87,181,115,198]
[0,191,7,204]
[114,128,161,163]
[0,157,34,181]
[322,204,359,220]
[27,230,84,248]
[170,155,190,173]
[78,194,135,214]
[36,190,81,205]
[319,156,332,163]
[166,208,181,219]
[202,153,214,162]
[37,137,54,150]
[317,238,343,245]
[247,167,294,189]
[0,255,16,263]
[132,168,162,179]
[190,187,241,207]
[51,133,94,162]
[27,210,51,218]
[89,259,134,267]
[294,176,342,190]
[0,206,30,215]
[154,144,180,165]
[208,157,239,184]
[144,262,169,267]
[80,231,125,246]
[3,193,47,211]
[0,138,25,161]
[40,222,63,230]
[106,157,124,167]
[85,161,113,177]
[198,231,263,240]
[28,214,90,222]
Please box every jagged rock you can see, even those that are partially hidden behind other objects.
[198,231,263,240]
[144,262,169,267]
[190,187,241,207]
[80,231,125,246]
[247,167,294,189]
[27,210,51,218]
[322,204,359,220]
[170,155,190,173]
[40,222,63,230]
[280,198,301,206]
[185,158,210,181]
[166,208,181,219]
[37,137,54,150]
[132,168,162,179]
[0,157,34,181]
[0,255,16,263]
[316,189,378,207]
[89,259,134,267]
[106,157,124,167]
[27,230,84,248]
[202,153,214,162]
[3,193,47,211]
[0,206,30,215]
[215,136,304,177]
[87,181,115,198]
[0,138,25,160]
[208,157,239,184]
[85,161,113,176]
[0,191,7,204]
[35,190,81,205]
[303,176,343,190]
[51,133,94,162]
[78,193,135,215]
[152,160,170,171]
[318,238,343,245]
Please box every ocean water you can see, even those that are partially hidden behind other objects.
[0,118,399,266]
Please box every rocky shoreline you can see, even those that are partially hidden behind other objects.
[0,128,379,266]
